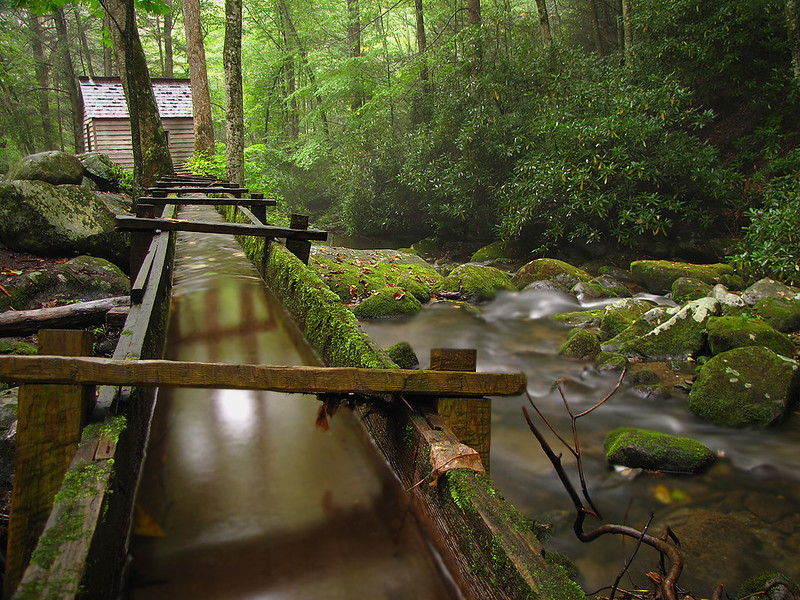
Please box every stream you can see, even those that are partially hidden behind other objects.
[125,206,454,599]
[361,290,800,596]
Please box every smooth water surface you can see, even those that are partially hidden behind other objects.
[362,289,800,595]
[127,206,453,600]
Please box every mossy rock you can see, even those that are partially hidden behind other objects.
[558,328,600,359]
[435,264,516,302]
[352,287,423,318]
[737,571,800,600]
[604,426,717,473]
[630,260,739,295]
[595,351,628,371]
[386,341,419,369]
[5,150,85,185]
[671,277,713,303]
[572,275,631,300]
[511,258,591,290]
[601,305,672,352]
[470,240,515,263]
[0,283,29,312]
[689,346,800,428]
[709,284,749,316]
[0,339,37,355]
[754,295,800,333]
[617,297,721,360]
[553,309,604,328]
[706,315,794,357]
[600,297,658,339]
[742,277,800,306]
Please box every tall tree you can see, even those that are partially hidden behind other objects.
[103,0,174,190]
[29,13,56,149]
[181,0,214,155]
[787,0,800,80]
[467,0,481,25]
[163,0,173,77]
[589,0,605,56]
[535,0,553,47]
[224,0,244,184]
[621,0,632,63]
[347,0,362,110]
[54,6,84,152]
[72,6,96,78]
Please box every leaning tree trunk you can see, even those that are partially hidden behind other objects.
[182,0,215,155]
[224,0,245,185]
[54,7,85,153]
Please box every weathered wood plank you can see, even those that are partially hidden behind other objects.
[115,215,328,241]
[0,356,527,397]
[0,297,130,337]
[146,186,248,195]
[137,196,277,207]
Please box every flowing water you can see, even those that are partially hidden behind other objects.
[126,206,454,600]
[361,290,800,596]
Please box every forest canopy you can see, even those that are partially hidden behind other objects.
[1,0,799,282]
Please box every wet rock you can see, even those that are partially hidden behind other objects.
[706,315,794,357]
[469,240,516,263]
[594,351,627,371]
[77,152,121,192]
[689,346,800,428]
[5,150,85,185]
[737,571,800,600]
[435,264,516,302]
[601,305,671,352]
[600,297,658,339]
[0,387,18,491]
[617,297,721,360]
[754,295,800,333]
[742,278,800,306]
[604,426,717,473]
[630,260,742,295]
[351,287,423,318]
[671,276,713,303]
[553,309,603,328]
[0,180,129,266]
[572,275,631,301]
[743,493,798,524]
[511,258,591,290]
[386,341,419,369]
[558,328,600,359]
[710,283,749,316]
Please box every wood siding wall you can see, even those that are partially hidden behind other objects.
[84,117,195,171]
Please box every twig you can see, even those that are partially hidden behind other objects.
[610,513,654,600]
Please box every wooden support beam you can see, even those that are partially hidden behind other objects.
[237,205,264,227]
[115,215,327,241]
[249,192,267,224]
[285,214,311,264]
[146,186,248,196]
[431,348,492,470]
[129,204,155,278]
[137,197,276,207]
[4,330,94,599]
[0,356,527,397]
[0,296,130,337]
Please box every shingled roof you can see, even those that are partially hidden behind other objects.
[79,77,193,119]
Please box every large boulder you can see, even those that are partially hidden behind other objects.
[5,151,85,185]
[689,346,800,428]
[601,305,672,352]
[558,328,601,359]
[600,297,658,339]
[604,427,717,473]
[617,297,720,360]
[435,264,516,302]
[572,274,631,301]
[709,284,749,316]
[630,260,742,295]
[754,295,800,333]
[706,316,794,357]
[742,278,800,306]
[511,258,591,290]
[351,287,423,318]
[671,277,713,303]
[77,152,120,192]
[0,180,129,267]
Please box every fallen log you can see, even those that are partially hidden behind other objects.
[0,297,131,337]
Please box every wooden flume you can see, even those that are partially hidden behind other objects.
[0,355,527,397]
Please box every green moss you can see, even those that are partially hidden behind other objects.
[511,258,591,290]
[387,341,419,369]
[604,426,717,473]
[434,264,516,302]
[737,571,800,600]
[706,315,794,357]
[81,414,127,446]
[671,276,713,303]
[630,260,738,294]
[352,287,423,318]
[552,309,603,327]
[558,328,601,359]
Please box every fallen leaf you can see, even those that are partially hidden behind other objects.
[393,290,406,300]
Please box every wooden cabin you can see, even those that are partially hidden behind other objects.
[79,77,194,171]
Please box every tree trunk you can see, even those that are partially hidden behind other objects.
[224,0,245,185]
[105,0,174,192]
[73,6,96,78]
[54,7,85,153]
[29,14,57,150]
[347,0,363,110]
[621,0,633,63]
[103,15,114,76]
[182,0,215,155]
[164,0,174,78]
[0,297,130,337]
[787,0,800,80]
[467,0,481,26]
[534,0,553,47]
[589,0,605,56]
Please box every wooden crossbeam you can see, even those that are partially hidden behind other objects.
[0,356,527,397]
[147,186,249,195]
[137,196,277,207]
[115,215,327,241]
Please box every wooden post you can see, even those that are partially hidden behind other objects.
[431,348,491,471]
[286,214,311,264]
[130,204,156,280]
[250,192,266,224]
[4,330,94,599]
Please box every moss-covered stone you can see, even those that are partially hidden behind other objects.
[386,341,419,369]
[352,287,423,318]
[470,240,515,263]
[754,295,800,333]
[742,277,800,306]
[706,315,794,357]
[689,346,799,428]
[604,426,717,473]
[434,264,516,302]
[601,305,672,352]
[671,276,713,303]
[0,283,29,312]
[617,297,721,360]
[572,275,631,300]
[558,328,600,359]
[710,284,749,316]
[0,338,38,355]
[630,260,739,295]
[6,150,85,185]
[511,258,591,290]
[737,571,800,600]
[552,309,604,327]
[595,351,628,371]
[600,297,658,339]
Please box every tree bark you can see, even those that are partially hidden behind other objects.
[182,0,215,155]
[54,7,85,153]
[224,0,245,185]
[164,0,174,78]
[73,6,96,78]
[621,0,633,64]
[347,0,363,110]
[103,15,114,76]
[589,0,605,56]
[535,0,553,47]
[0,297,130,337]
[787,0,800,81]
[29,13,57,150]
[467,0,481,26]
[104,0,174,192]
